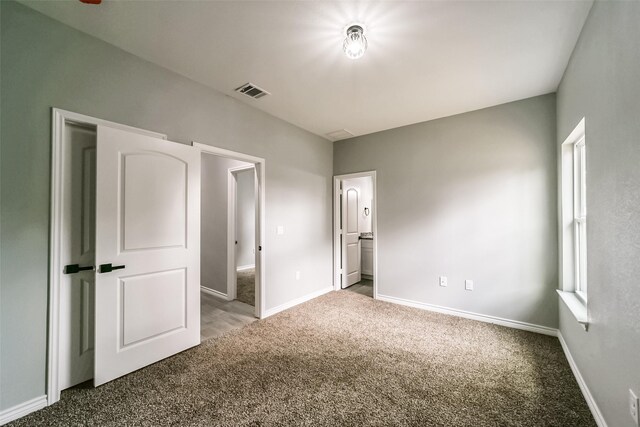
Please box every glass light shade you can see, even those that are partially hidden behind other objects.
[343,25,367,59]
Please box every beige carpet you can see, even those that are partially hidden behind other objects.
[10,291,594,426]
[236,268,255,306]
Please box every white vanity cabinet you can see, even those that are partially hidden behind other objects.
[361,238,374,277]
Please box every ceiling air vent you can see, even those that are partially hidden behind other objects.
[235,83,270,99]
[326,129,354,141]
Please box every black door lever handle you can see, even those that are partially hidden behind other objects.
[98,263,126,273]
[64,264,95,274]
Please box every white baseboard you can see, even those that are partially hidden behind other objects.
[201,286,231,301]
[236,264,255,272]
[376,294,558,337]
[558,332,607,427]
[0,395,47,425]
[263,286,333,318]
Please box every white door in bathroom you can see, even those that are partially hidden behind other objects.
[342,186,361,287]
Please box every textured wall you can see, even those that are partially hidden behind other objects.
[335,94,558,328]
[556,2,640,426]
[0,2,332,410]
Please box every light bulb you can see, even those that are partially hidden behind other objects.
[343,25,367,59]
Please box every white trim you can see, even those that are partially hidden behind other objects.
[333,171,378,299]
[263,287,333,318]
[376,294,558,337]
[227,168,238,301]
[236,264,255,272]
[193,141,266,319]
[558,332,608,427]
[192,142,263,164]
[227,164,256,302]
[0,396,47,426]
[557,290,588,328]
[201,286,231,301]
[52,108,167,140]
[47,109,168,406]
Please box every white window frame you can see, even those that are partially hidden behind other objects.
[573,136,587,304]
[558,118,588,328]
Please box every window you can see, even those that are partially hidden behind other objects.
[573,136,587,302]
[558,118,588,326]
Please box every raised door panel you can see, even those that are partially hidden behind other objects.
[120,269,187,348]
[121,153,187,252]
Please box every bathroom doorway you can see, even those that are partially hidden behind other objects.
[333,171,377,298]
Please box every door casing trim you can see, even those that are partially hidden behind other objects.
[193,142,266,320]
[226,164,257,304]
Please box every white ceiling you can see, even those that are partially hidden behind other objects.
[22,0,593,140]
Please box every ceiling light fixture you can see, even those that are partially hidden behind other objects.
[343,24,367,59]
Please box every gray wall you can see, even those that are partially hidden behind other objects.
[201,156,250,294]
[0,2,333,411]
[236,169,256,269]
[335,94,558,328]
[556,2,640,426]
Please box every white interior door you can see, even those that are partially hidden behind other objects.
[343,186,361,288]
[94,125,200,386]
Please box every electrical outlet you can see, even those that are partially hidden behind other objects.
[277,226,284,235]
[295,271,301,281]
[465,280,474,291]
[439,276,447,287]
[630,389,639,425]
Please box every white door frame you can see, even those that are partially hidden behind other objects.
[333,171,378,298]
[48,108,168,405]
[227,164,257,302]
[193,142,266,320]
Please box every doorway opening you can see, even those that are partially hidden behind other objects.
[194,142,266,316]
[199,154,259,340]
[333,171,377,298]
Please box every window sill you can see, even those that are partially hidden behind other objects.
[557,290,588,329]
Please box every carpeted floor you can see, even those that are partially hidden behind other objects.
[236,268,255,306]
[10,291,594,426]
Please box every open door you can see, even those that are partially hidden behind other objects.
[94,126,200,386]
[342,186,361,288]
